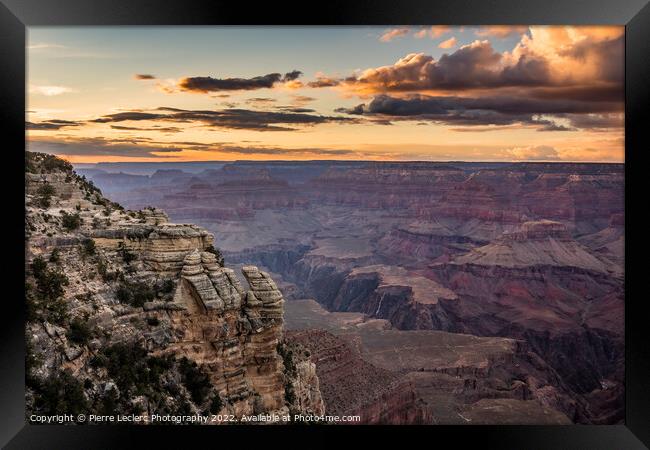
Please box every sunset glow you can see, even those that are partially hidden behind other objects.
[27,26,624,163]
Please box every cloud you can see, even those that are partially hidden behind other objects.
[110,125,182,133]
[414,26,451,39]
[337,27,623,99]
[175,70,303,93]
[203,145,357,157]
[89,106,358,132]
[306,77,341,88]
[336,93,621,130]
[27,136,184,158]
[28,43,66,50]
[438,37,457,49]
[283,70,303,81]
[379,28,410,42]
[134,74,156,80]
[342,41,548,93]
[563,113,624,130]
[291,95,317,105]
[29,85,76,96]
[27,135,359,159]
[26,120,83,130]
[245,97,277,105]
[505,145,560,160]
[475,26,529,38]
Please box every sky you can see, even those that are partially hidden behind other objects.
[27,26,624,163]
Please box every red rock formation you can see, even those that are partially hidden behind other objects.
[285,329,429,424]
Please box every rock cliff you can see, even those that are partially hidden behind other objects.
[25,152,323,421]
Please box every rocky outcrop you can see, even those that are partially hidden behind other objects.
[285,329,429,424]
[25,152,322,422]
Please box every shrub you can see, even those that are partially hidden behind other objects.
[94,342,173,397]
[67,318,92,345]
[31,256,47,278]
[61,212,81,231]
[146,317,160,326]
[35,184,55,208]
[42,154,73,173]
[48,248,60,263]
[178,357,212,405]
[30,256,70,325]
[36,269,69,302]
[82,238,96,256]
[208,394,223,414]
[115,280,155,307]
[160,279,175,294]
[33,369,88,415]
[117,241,136,264]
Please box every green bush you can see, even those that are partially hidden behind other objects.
[82,238,96,256]
[61,212,81,231]
[48,248,60,263]
[35,184,56,208]
[33,369,88,415]
[115,280,155,307]
[94,342,173,397]
[208,394,223,414]
[31,256,47,278]
[42,154,73,173]
[117,241,136,264]
[36,268,69,302]
[67,318,92,345]
[160,279,175,294]
[178,357,212,405]
[30,257,70,325]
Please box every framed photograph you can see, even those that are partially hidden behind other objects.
[2,0,648,447]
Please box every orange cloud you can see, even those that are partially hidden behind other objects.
[414,26,451,39]
[379,28,410,42]
[438,37,457,49]
[475,26,529,38]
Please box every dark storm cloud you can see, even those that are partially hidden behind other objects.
[178,74,283,92]
[26,120,83,130]
[134,74,156,80]
[338,94,622,130]
[177,70,303,93]
[283,70,303,81]
[90,106,357,132]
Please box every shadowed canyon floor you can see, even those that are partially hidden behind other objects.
[80,160,624,424]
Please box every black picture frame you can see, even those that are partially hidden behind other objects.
[1,0,648,448]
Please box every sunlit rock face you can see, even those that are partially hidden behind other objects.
[25,152,322,421]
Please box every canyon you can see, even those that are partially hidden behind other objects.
[73,158,625,424]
